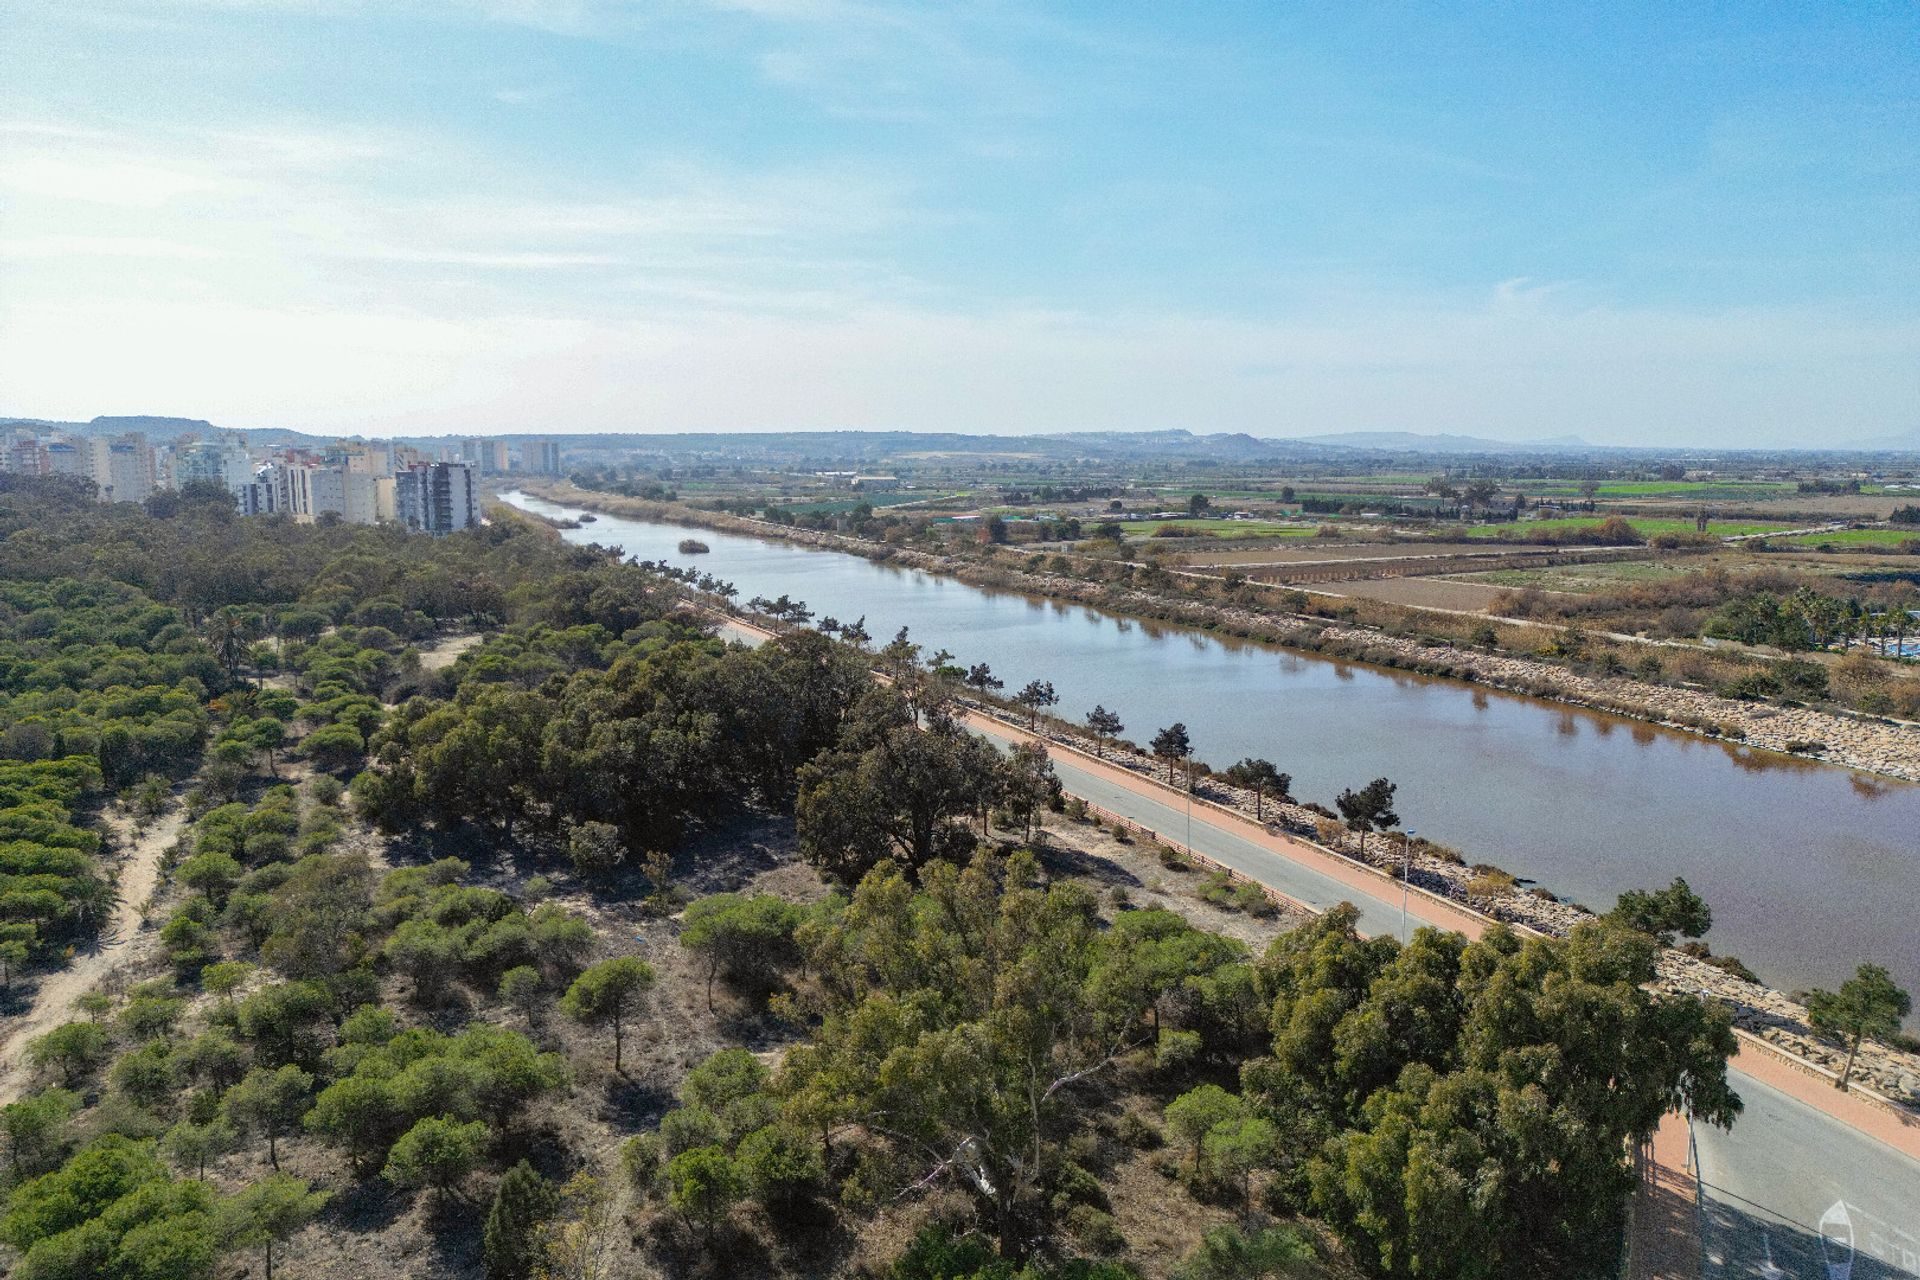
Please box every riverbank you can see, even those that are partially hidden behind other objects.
[520,481,1920,784]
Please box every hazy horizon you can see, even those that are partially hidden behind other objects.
[3,4,1916,449]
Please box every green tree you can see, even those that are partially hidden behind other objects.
[224,1064,313,1169]
[781,854,1180,1259]
[484,1159,559,1280]
[1001,740,1058,842]
[1084,706,1123,759]
[222,1173,328,1280]
[163,1116,238,1178]
[1333,777,1398,860]
[1806,963,1911,1091]
[0,1088,79,1177]
[178,851,241,907]
[1302,919,1740,1279]
[1150,722,1192,785]
[302,1075,401,1176]
[499,965,544,1027]
[1223,759,1289,821]
[796,689,998,882]
[1203,1116,1276,1218]
[735,1124,823,1214]
[1012,679,1058,729]
[0,933,30,994]
[26,1021,111,1084]
[680,894,804,1010]
[665,1146,744,1243]
[2,1135,225,1280]
[384,1115,486,1200]
[1165,1084,1243,1172]
[563,819,626,878]
[1607,877,1712,946]
[562,957,656,1073]
[200,960,254,1005]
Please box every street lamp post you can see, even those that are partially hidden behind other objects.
[1401,829,1417,942]
[1184,760,1194,854]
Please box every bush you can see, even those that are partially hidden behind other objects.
[1065,1204,1126,1254]
[621,1133,664,1195]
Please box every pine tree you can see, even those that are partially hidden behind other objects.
[484,1160,559,1280]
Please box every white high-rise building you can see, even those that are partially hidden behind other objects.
[174,433,255,509]
[396,462,478,535]
[308,467,380,525]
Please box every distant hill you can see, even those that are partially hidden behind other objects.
[89,415,217,438]
[1289,430,1593,454]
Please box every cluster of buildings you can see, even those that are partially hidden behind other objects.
[2,427,568,536]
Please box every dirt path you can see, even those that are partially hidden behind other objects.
[0,804,186,1105]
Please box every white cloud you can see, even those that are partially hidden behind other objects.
[1,153,219,207]
[0,235,225,260]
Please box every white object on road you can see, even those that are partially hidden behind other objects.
[1820,1200,1855,1280]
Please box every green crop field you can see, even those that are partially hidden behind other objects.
[1503,479,1798,499]
[1455,516,1797,541]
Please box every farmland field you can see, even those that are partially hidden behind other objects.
[1127,518,1320,539]
[1456,516,1803,540]
[1771,526,1920,549]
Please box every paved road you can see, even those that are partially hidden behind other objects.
[1035,750,1417,941]
[1695,1074,1920,1280]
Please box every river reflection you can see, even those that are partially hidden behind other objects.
[505,493,1920,1011]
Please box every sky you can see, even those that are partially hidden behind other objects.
[1,2,1915,447]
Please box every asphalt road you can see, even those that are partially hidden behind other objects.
[1036,750,1416,941]
[1694,1074,1920,1280]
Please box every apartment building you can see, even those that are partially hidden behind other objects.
[396,461,478,535]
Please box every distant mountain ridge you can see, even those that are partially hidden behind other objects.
[4,414,1916,458]
[1288,430,1594,454]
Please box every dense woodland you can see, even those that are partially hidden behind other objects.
[0,476,1743,1280]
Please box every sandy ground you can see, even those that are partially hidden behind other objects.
[418,632,483,672]
[0,803,187,1104]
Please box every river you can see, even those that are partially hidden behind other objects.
[504,492,1920,1009]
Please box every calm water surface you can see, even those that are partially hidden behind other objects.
[506,493,1920,1007]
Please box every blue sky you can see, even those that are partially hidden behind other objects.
[1,2,1915,445]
